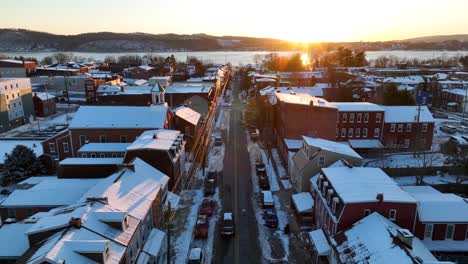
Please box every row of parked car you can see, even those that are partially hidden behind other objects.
[255,162,279,229]
[256,162,270,190]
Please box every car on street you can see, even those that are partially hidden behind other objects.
[194,215,209,239]
[199,198,217,217]
[263,208,279,228]
[260,190,274,209]
[207,171,218,184]
[204,179,216,196]
[457,125,468,133]
[214,135,223,146]
[440,124,457,134]
[188,248,205,264]
[256,162,266,176]
[462,118,468,126]
[258,175,270,190]
[433,112,449,119]
[221,212,235,237]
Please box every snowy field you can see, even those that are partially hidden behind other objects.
[364,152,448,168]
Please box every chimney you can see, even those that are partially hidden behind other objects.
[153,133,158,139]
[309,100,314,107]
[396,228,414,249]
[69,217,82,228]
[376,193,384,202]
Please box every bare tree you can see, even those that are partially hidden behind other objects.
[52,52,73,64]
[415,152,438,185]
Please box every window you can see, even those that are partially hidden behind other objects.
[404,139,410,147]
[349,128,353,138]
[349,113,354,123]
[26,208,33,217]
[374,128,380,138]
[406,124,412,132]
[390,124,396,132]
[364,113,369,123]
[91,153,97,158]
[63,143,69,153]
[16,83,18,88]
[446,224,454,240]
[318,156,325,166]
[79,135,86,146]
[120,135,127,143]
[6,95,9,99]
[389,209,397,221]
[81,153,87,158]
[356,128,360,138]
[422,123,428,132]
[424,224,433,239]
[398,124,403,132]
[7,208,15,218]
[100,153,105,158]
[342,113,347,123]
[364,209,371,217]
[112,153,118,158]
[357,113,362,123]
[363,128,368,137]
[49,142,56,154]
[376,113,382,123]
[99,135,107,143]
[341,128,346,138]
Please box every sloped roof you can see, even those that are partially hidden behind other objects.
[174,106,201,126]
[126,130,181,152]
[382,105,435,123]
[0,223,34,258]
[303,136,362,159]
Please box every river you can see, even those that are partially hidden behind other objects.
[2,50,468,65]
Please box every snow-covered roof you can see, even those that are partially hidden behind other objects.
[348,139,384,149]
[69,105,168,129]
[422,239,468,253]
[0,58,35,64]
[402,186,468,223]
[0,223,34,258]
[292,192,314,213]
[284,138,303,150]
[165,85,211,94]
[0,140,43,164]
[256,78,277,82]
[331,102,384,112]
[174,106,201,126]
[34,92,55,100]
[303,136,362,159]
[29,227,126,264]
[259,84,329,97]
[127,130,181,152]
[189,248,202,260]
[59,158,124,165]
[78,143,130,153]
[308,229,331,256]
[443,88,467,96]
[142,228,166,256]
[382,75,425,84]
[274,93,335,108]
[1,177,98,207]
[382,105,435,123]
[322,167,415,203]
[80,158,169,220]
[331,212,438,264]
[279,71,323,79]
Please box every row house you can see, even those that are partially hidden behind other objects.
[32,92,56,117]
[77,143,130,158]
[0,78,35,133]
[403,186,468,263]
[124,65,159,79]
[95,84,163,106]
[332,102,385,143]
[0,59,36,77]
[440,88,468,114]
[35,63,89,76]
[381,105,435,150]
[41,104,173,161]
[173,106,201,150]
[1,158,169,264]
[310,165,417,236]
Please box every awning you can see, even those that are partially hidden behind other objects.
[309,229,331,256]
[348,139,383,149]
[165,192,180,210]
[292,192,314,213]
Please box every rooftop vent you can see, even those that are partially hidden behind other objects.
[69,217,82,228]
[397,228,414,249]
[376,193,384,202]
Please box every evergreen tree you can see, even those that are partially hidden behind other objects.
[3,145,45,183]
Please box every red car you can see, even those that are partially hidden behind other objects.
[194,215,209,239]
[199,199,217,217]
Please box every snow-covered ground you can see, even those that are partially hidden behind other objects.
[271,149,293,190]
[364,152,448,168]
[394,174,468,186]
[247,138,289,262]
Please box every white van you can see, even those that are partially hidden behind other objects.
[188,248,204,264]
[260,190,274,209]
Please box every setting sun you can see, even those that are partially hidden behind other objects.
[300,54,310,65]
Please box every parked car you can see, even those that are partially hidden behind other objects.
[256,163,266,176]
[440,124,457,134]
[194,215,209,239]
[263,208,279,228]
[258,175,270,190]
[221,212,235,237]
[188,248,205,264]
[462,118,468,126]
[214,135,223,146]
[207,171,218,184]
[204,179,216,196]
[260,190,274,209]
[457,126,468,133]
[200,199,217,217]
[433,112,449,119]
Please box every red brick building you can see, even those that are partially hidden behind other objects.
[310,166,417,236]
[124,65,158,79]
[32,92,56,117]
[0,59,36,77]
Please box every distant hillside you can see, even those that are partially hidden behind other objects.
[404,34,468,43]
[0,28,297,52]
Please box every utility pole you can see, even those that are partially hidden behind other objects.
[167,201,171,264]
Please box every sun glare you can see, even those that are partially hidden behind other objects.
[300,54,310,65]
